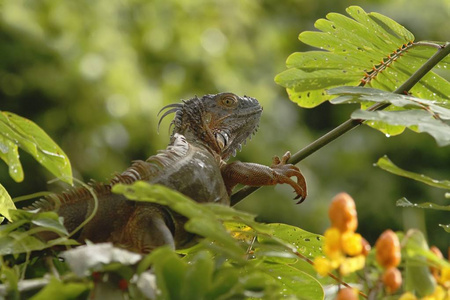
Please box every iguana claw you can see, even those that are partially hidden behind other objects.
[270,151,307,203]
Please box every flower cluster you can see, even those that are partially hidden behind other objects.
[313,192,450,299]
[314,193,369,277]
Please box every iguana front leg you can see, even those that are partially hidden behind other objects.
[118,205,175,253]
[221,151,307,203]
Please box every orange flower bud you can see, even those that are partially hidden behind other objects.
[382,267,402,293]
[430,246,443,280]
[336,287,358,300]
[361,237,371,257]
[375,230,401,268]
[328,193,358,233]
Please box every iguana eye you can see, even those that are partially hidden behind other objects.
[219,94,238,108]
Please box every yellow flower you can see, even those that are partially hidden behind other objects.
[440,267,450,289]
[399,292,417,300]
[314,257,332,276]
[324,227,342,260]
[421,285,450,300]
[428,285,447,300]
[228,224,254,241]
[339,255,366,276]
[341,232,363,256]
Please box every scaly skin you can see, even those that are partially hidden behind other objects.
[30,93,307,253]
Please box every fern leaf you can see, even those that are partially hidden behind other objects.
[276,6,449,113]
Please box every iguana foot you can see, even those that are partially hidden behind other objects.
[270,151,307,203]
[221,151,307,203]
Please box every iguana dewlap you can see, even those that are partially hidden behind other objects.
[30,93,307,253]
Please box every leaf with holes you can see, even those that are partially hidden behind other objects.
[259,223,324,259]
[275,6,449,136]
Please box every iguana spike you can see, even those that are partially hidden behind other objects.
[157,103,184,132]
[158,107,182,133]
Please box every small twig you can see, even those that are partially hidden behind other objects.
[12,191,53,203]
[413,41,445,49]
[231,42,449,206]
[45,255,60,279]
[0,277,50,296]
[367,279,383,300]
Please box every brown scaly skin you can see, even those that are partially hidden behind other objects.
[29,93,307,253]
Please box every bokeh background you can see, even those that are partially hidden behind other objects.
[1,0,449,250]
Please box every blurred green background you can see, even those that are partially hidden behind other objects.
[0,0,449,250]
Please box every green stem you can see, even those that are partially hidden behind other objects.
[231,42,450,206]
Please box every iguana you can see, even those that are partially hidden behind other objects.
[29,93,307,253]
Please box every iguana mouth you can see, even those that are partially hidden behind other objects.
[214,131,228,150]
[214,126,258,157]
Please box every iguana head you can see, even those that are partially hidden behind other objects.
[159,93,262,160]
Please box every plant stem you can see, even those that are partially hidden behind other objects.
[231,42,449,206]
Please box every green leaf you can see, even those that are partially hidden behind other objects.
[113,182,247,258]
[0,264,19,292]
[0,235,48,255]
[259,262,324,300]
[397,197,450,211]
[31,216,69,236]
[0,183,16,222]
[439,224,450,232]
[0,111,72,184]
[329,86,450,140]
[181,251,214,299]
[0,231,77,255]
[30,277,89,300]
[376,156,450,189]
[329,86,450,112]
[238,269,279,297]
[275,6,449,117]
[403,229,438,297]
[206,267,240,299]
[0,134,24,181]
[0,210,77,254]
[146,246,187,300]
[261,223,324,259]
[206,204,273,234]
[352,109,450,146]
